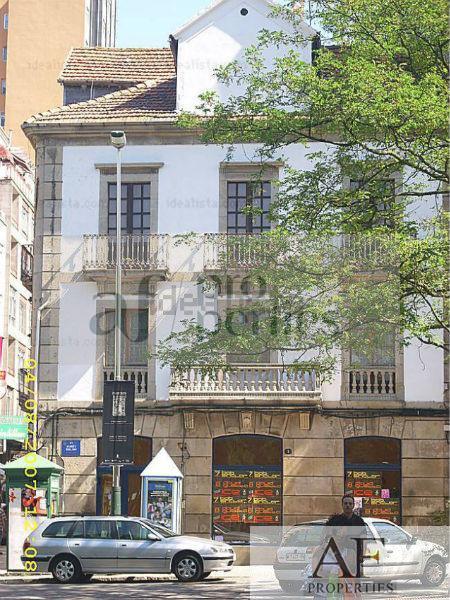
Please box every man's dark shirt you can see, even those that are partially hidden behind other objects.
[327,512,365,527]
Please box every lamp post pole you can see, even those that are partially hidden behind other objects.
[111,131,126,516]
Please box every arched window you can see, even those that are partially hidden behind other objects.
[344,437,401,523]
[212,435,282,543]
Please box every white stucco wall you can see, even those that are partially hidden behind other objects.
[175,0,313,112]
[404,338,444,404]
[57,282,98,402]
[58,140,444,403]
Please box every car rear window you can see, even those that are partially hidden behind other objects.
[42,521,75,538]
[282,525,324,547]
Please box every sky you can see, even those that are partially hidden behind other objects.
[117,0,213,48]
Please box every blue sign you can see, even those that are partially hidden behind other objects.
[61,440,81,457]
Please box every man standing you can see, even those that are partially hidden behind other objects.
[328,494,366,528]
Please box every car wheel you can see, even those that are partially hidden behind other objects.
[51,554,82,584]
[279,581,299,595]
[173,553,203,582]
[421,557,446,587]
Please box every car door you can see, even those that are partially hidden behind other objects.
[116,520,167,573]
[371,521,420,578]
[67,519,118,572]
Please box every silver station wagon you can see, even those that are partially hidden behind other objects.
[24,516,235,584]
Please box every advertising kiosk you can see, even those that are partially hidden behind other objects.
[3,453,62,570]
[140,447,183,533]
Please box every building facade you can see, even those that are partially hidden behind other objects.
[23,0,448,543]
[0,0,117,155]
[0,128,34,460]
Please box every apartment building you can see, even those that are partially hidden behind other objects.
[0,128,34,461]
[23,0,448,541]
[0,0,116,155]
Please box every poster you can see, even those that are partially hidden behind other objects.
[345,470,400,523]
[213,466,282,527]
[146,480,173,528]
[8,487,47,571]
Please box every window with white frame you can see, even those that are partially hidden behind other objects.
[21,204,30,237]
[8,287,17,329]
[19,298,28,335]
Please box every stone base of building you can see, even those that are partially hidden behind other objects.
[39,409,448,536]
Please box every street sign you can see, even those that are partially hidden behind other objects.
[0,415,28,441]
[61,440,81,457]
[102,380,135,465]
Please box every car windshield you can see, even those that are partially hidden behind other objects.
[139,520,179,538]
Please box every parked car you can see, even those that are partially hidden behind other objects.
[24,516,235,584]
[274,518,448,595]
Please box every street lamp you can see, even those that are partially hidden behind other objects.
[110,130,126,516]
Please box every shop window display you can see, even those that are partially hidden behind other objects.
[345,437,401,523]
[212,435,282,543]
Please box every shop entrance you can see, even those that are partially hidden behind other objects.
[96,436,152,516]
[344,436,401,523]
[212,434,282,544]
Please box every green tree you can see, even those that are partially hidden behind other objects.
[158,0,449,372]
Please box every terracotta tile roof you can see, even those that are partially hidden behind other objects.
[59,47,176,84]
[24,79,177,125]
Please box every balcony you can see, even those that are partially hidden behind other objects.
[169,364,322,406]
[21,247,33,292]
[344,366,397,400]
[83,234,168,277]
[103,367,148,399]
[204,234,269,271]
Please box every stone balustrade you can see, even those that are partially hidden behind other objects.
[83,234,168,271]
[103,367,148,398]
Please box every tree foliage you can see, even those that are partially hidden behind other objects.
[158,0,449,370]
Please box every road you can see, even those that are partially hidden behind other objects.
[0,567,448,599]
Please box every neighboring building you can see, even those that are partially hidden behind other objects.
[0,128,34,462]
[23,0,447,544]
[0,0,117,155]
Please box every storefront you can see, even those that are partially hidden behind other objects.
[345,436,401,523]
[96,436,152,516]
[212,434,283,543]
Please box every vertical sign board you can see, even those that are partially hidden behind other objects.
[102,380,135,465]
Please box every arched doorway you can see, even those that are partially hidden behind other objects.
[345,436,401,523]
[96,436,152,516]
[212,434,282,543]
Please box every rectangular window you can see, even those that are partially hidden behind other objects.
[107,182,151,235]
[2,47,6,62]
[3,14,8,30]
[0,112,4,127]
[8,287,17,329]
[227,181,271,234]
[10,241,18,276]
[19,299,27,335]
[1,79,5,95]
[21,204,29,236]
[105,309,148,366]
[350,331,395,367]
[7,337,15,375]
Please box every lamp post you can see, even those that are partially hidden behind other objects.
[110,130,126,516]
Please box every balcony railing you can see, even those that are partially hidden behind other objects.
[83,234,168,271]
[169,364,322,405]
[103,367,148,399]
[204,234,269,270]
[21,247,33,292]
[344,366,396,398]
[341,234,385,268]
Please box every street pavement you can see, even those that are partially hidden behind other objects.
[0,565,448,599]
